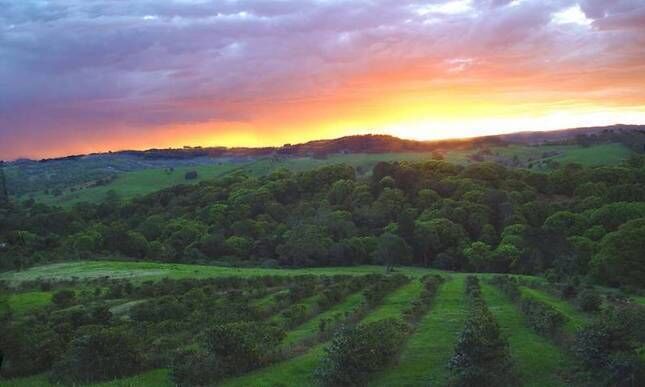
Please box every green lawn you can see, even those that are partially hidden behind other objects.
[371,276,467,386]
[520,287,588,333]
[0,261,438,286]
[482,284,571,387]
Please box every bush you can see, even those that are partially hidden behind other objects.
[519,298,566,337]
[184,171,198,180]
[170,349,219,387]
[449,276,516,386]
[576,288,602,312]
[170,321,285,385]
[51,289,76,307]
[489,275,520,301]
[316,318,408,386]
[50,327,144,384]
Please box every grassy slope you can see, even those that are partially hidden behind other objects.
[371,276,467,387]
[481,284,571,387]
[495,143,631,169]
[7,291,52,315]
[520,287,588,333]
[29,143,631,207]
[220,281,421,387]
[33,163,247,207]
[0,261,437,285]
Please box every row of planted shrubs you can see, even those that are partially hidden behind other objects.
[449,276,516,386]
[402,274,444,322]
[490,275,567,339]
[170,273,409,386]
[492,275,645,385]
[0,274,379,384]
[315,274,442,386]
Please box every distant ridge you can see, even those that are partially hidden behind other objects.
[24,123,645,163]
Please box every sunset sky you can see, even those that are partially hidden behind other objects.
[1,0,645,160]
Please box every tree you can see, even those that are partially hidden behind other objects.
[0,161,8,207]
[277,225,332,266]
[372,232,411,271]
[463,241,493,272]
[591,218,645,288]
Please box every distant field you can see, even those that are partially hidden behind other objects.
[495,143,632,169]
[24,143,632,207]
[31,162,247,206]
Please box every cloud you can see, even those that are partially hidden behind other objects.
[1,0,644,159]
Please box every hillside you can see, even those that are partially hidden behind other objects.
[4,124,644,205]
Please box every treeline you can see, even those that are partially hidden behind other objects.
[1,156,645,288]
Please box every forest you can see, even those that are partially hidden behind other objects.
[2,156,645,289]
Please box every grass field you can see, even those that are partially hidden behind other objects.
[32,162,247,207]
[482,284,571,387]
[371,276,467,386]
[0,261,437,285]
[7,291,53,315]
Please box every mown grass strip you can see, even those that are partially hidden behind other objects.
[1,261,440,285]
[361,280,423,324]
[221,280,418,387]
[520,286,588,333]
[283,291,364,347]
[481,283,571,387]
[0,369,171,387]
[370,276,467,387]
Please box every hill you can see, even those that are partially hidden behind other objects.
[3,124,644,204]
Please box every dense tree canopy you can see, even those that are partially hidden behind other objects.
[1,157,644,288]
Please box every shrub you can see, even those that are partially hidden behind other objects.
[519,298,566,337]
[170,321,285,385]
[576,288,602,312]
[489,275,520,301]
[184,170,198,180]
[50,327,143,384]
[449,276,516,386]
[316,318,408,386]
[51,289,76,307]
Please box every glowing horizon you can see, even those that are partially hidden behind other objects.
[2,1,645,160]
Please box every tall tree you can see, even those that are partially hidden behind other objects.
[0,161,8,207]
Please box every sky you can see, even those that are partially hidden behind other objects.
[1,0,645,160]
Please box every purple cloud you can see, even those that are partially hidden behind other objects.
[1,0,644,159]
